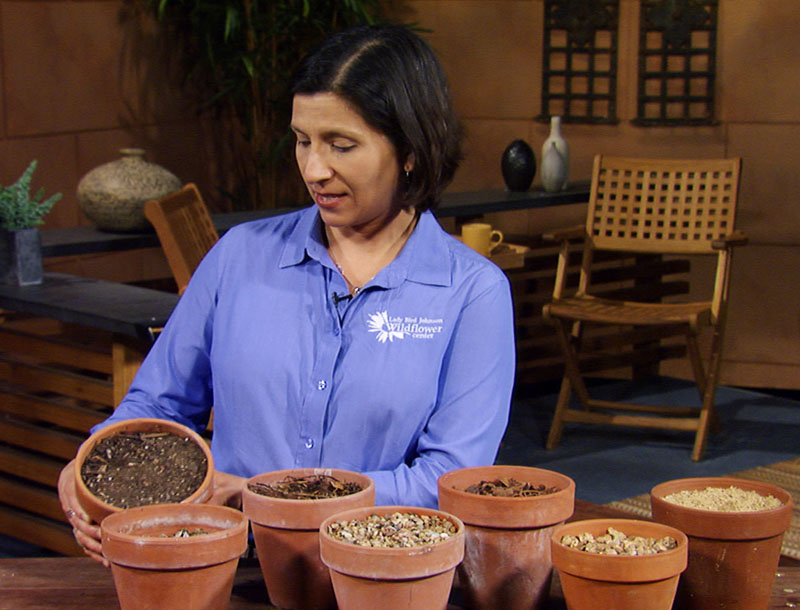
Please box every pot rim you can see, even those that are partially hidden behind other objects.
[242,468,375,529]
[74,418,214,524]
[101,503,248,569]
[650,476,794,539]
[319,505,465,580]
[437,465,576,528]
[550,518,688,583]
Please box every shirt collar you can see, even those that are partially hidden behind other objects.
[278,206,452,288]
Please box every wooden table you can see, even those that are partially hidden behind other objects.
[1,501,797,610]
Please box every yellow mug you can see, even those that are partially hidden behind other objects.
[461,223,503,256]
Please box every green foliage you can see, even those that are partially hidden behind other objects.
[138,0,387,210]
[0,161,62,231]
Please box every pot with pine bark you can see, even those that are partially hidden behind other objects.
[437,465,575,610]
[242,468,374,610]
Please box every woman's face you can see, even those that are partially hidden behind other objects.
[291,92,409,232]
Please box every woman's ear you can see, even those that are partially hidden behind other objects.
[403,153,415,173]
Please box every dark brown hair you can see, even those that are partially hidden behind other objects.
[291,24,463,211]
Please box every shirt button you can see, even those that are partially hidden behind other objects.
[304,438,314,449]
[317,380,327,390]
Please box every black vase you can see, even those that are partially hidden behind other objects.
[501,139,536,192]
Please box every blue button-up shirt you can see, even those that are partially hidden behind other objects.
[101,206,515,507]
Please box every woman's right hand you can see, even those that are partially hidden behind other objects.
[57,459,107,566]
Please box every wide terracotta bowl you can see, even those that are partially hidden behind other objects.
[75,418,214,524]
[101,503,247,610]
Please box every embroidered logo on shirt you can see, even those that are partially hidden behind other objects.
[367,311,444,343]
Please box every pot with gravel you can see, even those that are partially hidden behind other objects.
[550,518,688,610]
[319,505,465,610]
[437,465,575,610]
[242,468,374,610]
[75,418,214,524]
[650,476,793,610]
[101,503,248,610]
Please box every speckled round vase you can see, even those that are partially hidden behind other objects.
[437,465,575,610]
[551,518,688,610]
[77,148,181,232]
[242,468,375,610]
[101,503,248,610]
[319,505,465,610]
[651,476,793,610]
[74,418,214,525]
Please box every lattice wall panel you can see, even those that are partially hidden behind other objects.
[636,0,718,125]
[540,0,619,124]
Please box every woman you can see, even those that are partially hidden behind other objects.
[59,24,515,563]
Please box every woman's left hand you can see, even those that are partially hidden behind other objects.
[209,470,247,510]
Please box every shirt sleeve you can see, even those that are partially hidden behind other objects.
[364,272,516,507]
[95,241,220,434]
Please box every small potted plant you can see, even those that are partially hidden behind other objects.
[0,160,61,285]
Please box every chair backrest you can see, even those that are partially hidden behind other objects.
[144,183,219,294]
[587,155,742,255]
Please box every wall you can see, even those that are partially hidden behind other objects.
[1,0,798,387]
[390,0,800,389]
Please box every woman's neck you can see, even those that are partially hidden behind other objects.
[326,208,419,293]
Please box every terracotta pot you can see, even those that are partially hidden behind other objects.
[241,468,375,610]
[74,418,214,524]
[319,505,465,610]
[101,503,247,610]
[437,465,575,610]
[551,518,688,610]
[651,476,794,610]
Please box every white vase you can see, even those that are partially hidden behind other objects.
[541,116,569,192]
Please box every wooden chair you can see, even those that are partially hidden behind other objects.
[144,183,219,295]
[542,155,746,461]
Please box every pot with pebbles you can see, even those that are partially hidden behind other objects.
[437,465,575,610]
[241,468,374,610]
[101,503,248,610]
[650,476,793,610]
[550,518,688,610]
[319,505,465,610]
[75,418,214,525]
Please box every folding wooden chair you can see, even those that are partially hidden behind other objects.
[144,183,219,295]
[543,155,746,461]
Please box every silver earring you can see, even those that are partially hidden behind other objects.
[405,169,411,181]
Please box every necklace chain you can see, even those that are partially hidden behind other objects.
[332,258,362,295]
[328,212,418,297]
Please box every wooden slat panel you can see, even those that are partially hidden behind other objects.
[0,507,81,556]
[0,476,67,523]
[0,328,112,375]
[0,357,113,405]
[0,445,65,487]
[0,391,106,434]
[0,418,84,461]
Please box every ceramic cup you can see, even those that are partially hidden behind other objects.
[462,223,503,256]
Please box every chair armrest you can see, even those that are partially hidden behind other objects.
[542,224,585,243]
[712,231,748,249]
